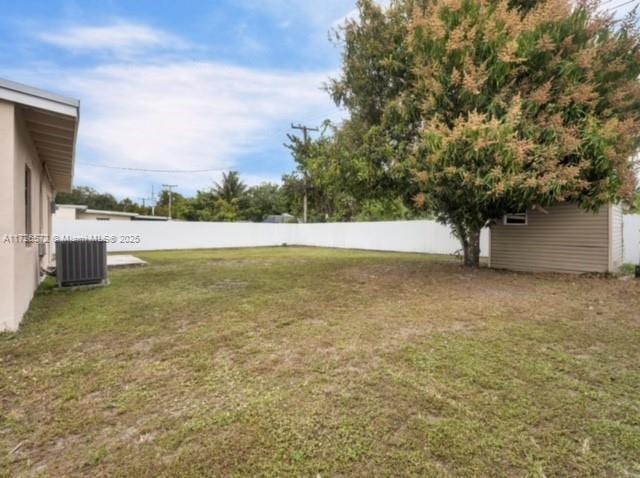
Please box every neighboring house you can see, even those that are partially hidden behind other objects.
[54,204,168,221]
[490,202,624,274]
[0,78,80,331]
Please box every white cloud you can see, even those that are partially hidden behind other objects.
[331,0,393,29]
[26,60,341,198]
[25,18,345,199]
[38,22,187,54]
[332,8,359,29]
[70,61,334,166]
[239,0,356,29]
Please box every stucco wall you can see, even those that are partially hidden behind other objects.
[11,109,54,328]
[0,101,16,329]
[0,105,54,331]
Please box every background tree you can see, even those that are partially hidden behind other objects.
[285,125,355,221]
[328,0,640,266]
[356,197,412,221]
[327,1,421,209]
[180,191,217,221]
[56,186,150,215]
[213,171,247,203]
[211,198,241,221]
[56,186,120,211]
[281,173,306,219]
[155,190,187,219]
[243,183,287,222]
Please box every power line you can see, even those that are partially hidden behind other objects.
[79,162,226,173]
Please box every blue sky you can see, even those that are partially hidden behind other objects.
[2,1,634,202]
[0,0,360,200]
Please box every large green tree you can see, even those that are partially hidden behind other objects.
[329,0,640,266]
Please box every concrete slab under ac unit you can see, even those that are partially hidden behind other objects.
[107,255,147,268]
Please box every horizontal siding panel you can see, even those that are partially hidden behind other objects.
[491,248,608,258]
[491,238,608,246]
[493,241,607,251]
[490,203,610,273]
[492,227,607,234]
[491,262,607,273]
[491,256,607,268]
[492,257,607,268]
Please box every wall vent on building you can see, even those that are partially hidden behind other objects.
[55,240,107,287]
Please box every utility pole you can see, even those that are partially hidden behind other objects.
[290,123,318,223]
[162,184,178,220]
[151,185,155,216]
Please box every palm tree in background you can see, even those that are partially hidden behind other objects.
[213,171,247,202]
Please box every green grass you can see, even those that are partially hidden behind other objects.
[620,263,638,276]
[1,247,639,477]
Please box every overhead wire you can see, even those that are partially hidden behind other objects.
[79,162,227,173]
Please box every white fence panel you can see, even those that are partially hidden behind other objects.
[292,220,489,256]
[53,219,487,256]
[624,214,640,264]
[53,220,292,252]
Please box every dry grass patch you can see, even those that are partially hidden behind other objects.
[1,247,639,477]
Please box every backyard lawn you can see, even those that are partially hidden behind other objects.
[1,247,639,477]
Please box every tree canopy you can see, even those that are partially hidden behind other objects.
[322,0,640,265]
[55,186,147,214]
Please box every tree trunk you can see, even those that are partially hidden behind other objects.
[462,229,481,267]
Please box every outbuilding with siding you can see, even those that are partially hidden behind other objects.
[489,202,624,274]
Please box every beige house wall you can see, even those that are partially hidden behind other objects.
[490,202,621,274]
[0,101,16,328]
[0,80,79,331]
[0,103,55,330]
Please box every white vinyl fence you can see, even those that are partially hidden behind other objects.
[53,219,488,257]
[53,215,640,263]
[624,214,640,264]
